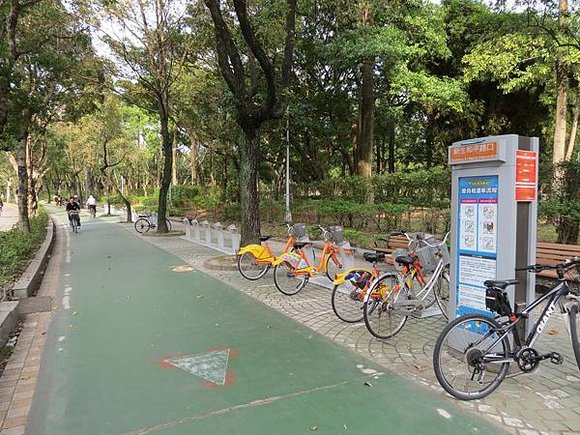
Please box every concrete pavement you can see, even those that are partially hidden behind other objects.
[0,203,17,232]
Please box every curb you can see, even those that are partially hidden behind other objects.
[11,216,56,299]
[0,216,56,348]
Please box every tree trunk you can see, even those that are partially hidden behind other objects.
[565,83,580,161]
[387,119,395,173]
[557,217,579,244]
[553,59,568,164]
[157,109,173,233]
[16,139,30,232]
[188,132,198,184]
[238,129,260,245]
[356,59,374,179]
[553,0,569,165]
[172,131,178,186]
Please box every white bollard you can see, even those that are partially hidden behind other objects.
[183,218,192,240]
[214,222,224,250]
[110,205,116,215]
[228,224,240,252]
[202,220,212,245]
[338,241,355,269]
[191,219,200,241]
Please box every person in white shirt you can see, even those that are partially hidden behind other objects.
[86,195,97,218]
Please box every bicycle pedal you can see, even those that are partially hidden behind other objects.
[550,352,564,365]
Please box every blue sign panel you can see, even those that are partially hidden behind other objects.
[456,176,498,317]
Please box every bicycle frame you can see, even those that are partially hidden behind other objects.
[476,281,571,364]
[238,235,296,265]
[291,240,340,277]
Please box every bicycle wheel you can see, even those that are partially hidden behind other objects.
[134,218,151,233]
[433,313,511,400]
[237,252,270,281]
[568,304,580,370]
[166,218,172,231]
[325,254,344,281]
[363,274,408,339]
[273,262,309,296]
[71,218,78,233]
[434,268,451,319]
[331,274,368,323]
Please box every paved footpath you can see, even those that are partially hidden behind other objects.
[1,210,498,435]
[0,203,18,232]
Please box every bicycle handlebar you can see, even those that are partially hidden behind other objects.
[516,257,580,278]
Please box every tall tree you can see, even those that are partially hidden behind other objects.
[203,0,297,244]
[93,0,189,232]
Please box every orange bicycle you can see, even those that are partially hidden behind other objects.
[237,223,309,280]
[271,225,344,295]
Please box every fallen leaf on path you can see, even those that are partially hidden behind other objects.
[364,381,373,387]
[309,426,318,431]
[548,329,559,336]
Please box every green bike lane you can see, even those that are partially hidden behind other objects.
[27,214,501,434]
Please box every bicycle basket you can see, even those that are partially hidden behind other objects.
[290,223,307,238]
[328,226,344,243]
[485,288,512,316]
[414,241,450,274]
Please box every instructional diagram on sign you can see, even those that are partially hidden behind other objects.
[456,176,498,317]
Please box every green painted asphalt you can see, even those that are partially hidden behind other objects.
[27,211,502,434]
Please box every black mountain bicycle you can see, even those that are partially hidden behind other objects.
[433,257,580,400]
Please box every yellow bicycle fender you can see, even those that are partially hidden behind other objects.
[332,267,375,286]
[237,244,273,261]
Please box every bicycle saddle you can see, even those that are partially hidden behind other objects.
[483,279,518,289]
[395,255,415,266]
[259,235,272,242]
[363,252,385,263]
[293,242,309,249]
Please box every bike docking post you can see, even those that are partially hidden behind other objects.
[191,219,200,241]
[213,222,224,250]
[228,224,240,253]
[183,218,192,240]
[202,220,212,245]
[448,135,539,335]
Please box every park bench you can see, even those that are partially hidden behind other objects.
[374,235,411,265]
[536,241,580,280]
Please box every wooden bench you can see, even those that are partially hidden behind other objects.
[536,241,580,279]
[374,235,412,265]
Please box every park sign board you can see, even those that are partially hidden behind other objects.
[448,141,502,165]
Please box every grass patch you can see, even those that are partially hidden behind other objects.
[0,208,49,289]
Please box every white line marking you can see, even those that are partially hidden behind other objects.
[437,409,451,419]
[58,336,66,342]
[62,296,70,310]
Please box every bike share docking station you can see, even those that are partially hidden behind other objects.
[448,135,539,334]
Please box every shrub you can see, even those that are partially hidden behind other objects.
[0,208,48,290]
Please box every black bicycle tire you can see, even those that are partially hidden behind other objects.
[331,281,365,323]
[433,313,511,400]
[434,268,451,320]
[363,273,408,339]
[237,252,269,281]
[72,218,78,233]
[134,218,151,233]
[166,218,172,232]
[273,263,309,296]
[569,304,580,370]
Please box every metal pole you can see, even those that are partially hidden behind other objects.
[284,105,292,223]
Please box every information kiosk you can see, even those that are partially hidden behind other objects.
[448,135,539,331]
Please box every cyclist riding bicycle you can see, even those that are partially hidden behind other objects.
[86,194,97,217]
[66,196,81,228]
